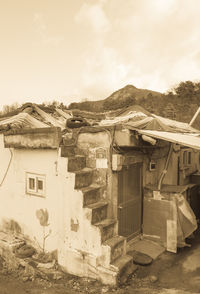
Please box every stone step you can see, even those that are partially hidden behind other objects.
[81,184,102,207]
[68,155,86,172]
[61,145,75,157]
[111,254,135,285]
[74,168,94,189]
[86,201,108,224]
[95,219,117,243]
[103,236,126,264]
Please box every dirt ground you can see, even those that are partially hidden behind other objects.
[1,229,200,294]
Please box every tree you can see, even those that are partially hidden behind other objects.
[174,81,195,100]
[1,102,20,115]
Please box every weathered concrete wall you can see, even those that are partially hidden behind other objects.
[4,127,61,149]
[143,144,177,187]
[77,131,113,216]
[179,148,200,185]
[0,132,111,281]
[144,144,200,188]
[114,129,139,147]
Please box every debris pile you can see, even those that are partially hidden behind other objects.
[0,231,64,283]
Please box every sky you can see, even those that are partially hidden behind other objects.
[0,0,200,110]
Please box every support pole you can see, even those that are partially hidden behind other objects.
[189,106,200,126]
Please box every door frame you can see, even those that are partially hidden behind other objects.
[117,159,143,241]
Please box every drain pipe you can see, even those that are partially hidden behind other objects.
[158,143,173,191]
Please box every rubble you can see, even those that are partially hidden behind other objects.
[0,232,63,283]
[149,275,158,283]
[15,244,36,258]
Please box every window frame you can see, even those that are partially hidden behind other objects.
[180,148,192,168]
[26,172,46,197]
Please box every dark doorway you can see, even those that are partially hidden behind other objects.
[118,162,143,241]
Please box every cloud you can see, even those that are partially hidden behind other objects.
[75,2,110,33]
[78,40,132,99]
[33,13,64,46]
[72,0,200,97]
[2,0,200,108]
[96,0,200,92]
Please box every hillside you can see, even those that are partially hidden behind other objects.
[68,81,200,129]
[104,84,161,102]
[1,81,200,130]
[68,84,162,112]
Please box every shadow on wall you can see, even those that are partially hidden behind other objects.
[1,218,22,234]
[36,208,51,252]
[0,210,51,253]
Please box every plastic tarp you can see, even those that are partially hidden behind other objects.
[100,108,200,134]
[152,114,198,133]
[176,194,198,243]
[100,111,148,126]
[125,116,173,131]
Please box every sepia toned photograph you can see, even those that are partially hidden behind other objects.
[0,1,200,293]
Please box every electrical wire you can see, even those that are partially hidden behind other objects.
[0,148,13,186]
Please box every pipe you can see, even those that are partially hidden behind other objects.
[142,134,156,145]
[157,143,173,191]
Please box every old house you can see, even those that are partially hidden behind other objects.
[0,103,200,285]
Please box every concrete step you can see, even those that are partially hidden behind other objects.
[68,155,86,172]
[61,145,75,157]
[111,254,135,285]
[103,236,126,264]
[95,219,117,243]
[97,254,136,286]
[74,168,94,189]
[81,184,102,207]
[87,201,108,224]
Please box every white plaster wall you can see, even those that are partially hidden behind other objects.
[0,134,13,187]
[0,133,103,262]
[0,133,65,252]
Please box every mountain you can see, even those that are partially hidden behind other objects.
[104,84,161,102]
[102,85,162,110]
[68,84,162,112]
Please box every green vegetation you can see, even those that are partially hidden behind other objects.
[67,81,200,129]
[1,81,200,129]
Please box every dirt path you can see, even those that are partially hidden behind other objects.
[1,230,200,294]
[124,228,200,294]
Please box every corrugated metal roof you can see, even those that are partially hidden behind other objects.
[137,129,200,150]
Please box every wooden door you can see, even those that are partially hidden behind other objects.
[118,162,143,240]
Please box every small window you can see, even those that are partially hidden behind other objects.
[181,149,192,167]
[29,178,35,190]
[26,173,45,197]
[38,180,43,190]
